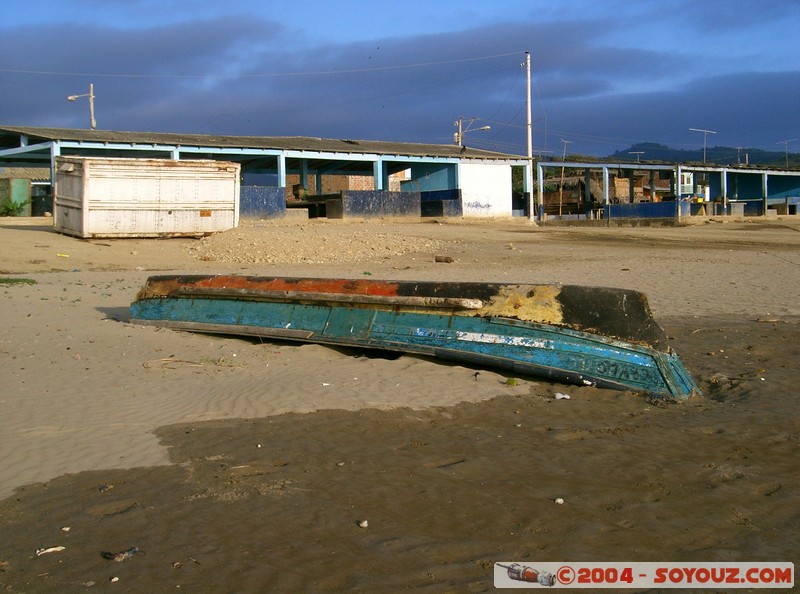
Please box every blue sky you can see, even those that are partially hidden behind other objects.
[2,0,798,157]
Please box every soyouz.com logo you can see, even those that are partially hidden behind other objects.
[493,562,794,588]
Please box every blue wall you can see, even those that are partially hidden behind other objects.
[242,172,279,186]
[724,172,761,200]
[327,191,421,218]
[421,189,462,217]
[240,186,286,218]
[407,163,456,192]
[768,176,800,200]
[239,185,460,219]
[604,201,682,219]
[713,171,800,200]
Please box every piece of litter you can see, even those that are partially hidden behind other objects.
[554,498,565,505]
[36,546,65,556]
[555,393,571,400]
[357,520,369,528]
[56,253,69,258]
[110,576,119,583]
[322,382,331,386]
[101,547,140,562]
[61,527,71,532]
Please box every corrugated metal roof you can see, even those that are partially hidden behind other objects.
[0,125,522,161]
[0,166,50,180]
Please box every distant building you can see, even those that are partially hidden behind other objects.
[0,126,530,220]
[0,166,51,215]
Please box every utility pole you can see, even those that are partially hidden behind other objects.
[524,51,535,223]
[453,116,489,147]
[89,83,96,130]
[777,139,797,168]
[689,128,716,163]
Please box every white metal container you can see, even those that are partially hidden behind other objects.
[54,157,240,238]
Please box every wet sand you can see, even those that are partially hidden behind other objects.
[0,217,798,592]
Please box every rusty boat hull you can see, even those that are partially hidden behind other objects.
[129,275,701,399]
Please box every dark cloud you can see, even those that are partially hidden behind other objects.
[539,71,800,155]
[0,6,797,156]
[660,0,800,29]
[4,16,284,77]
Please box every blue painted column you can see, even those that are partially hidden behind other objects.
[524,161,533,221]
[50,142,61,227]
[649,170,655,202]
[628,170,635,203]
[50,141,61,184]
[585,168,592,213]
[301,160,309,192]
[721,169,728,214]
[382,162,390,192]
[536,162,544,221]
[277,153,287,197]
[373,159,384,191]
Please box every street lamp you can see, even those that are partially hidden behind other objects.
[689,127,716,163]
[453,116,491,147]
[68,83,96,130]
[628,151,644,163]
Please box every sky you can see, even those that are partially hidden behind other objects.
[1,0,798,157]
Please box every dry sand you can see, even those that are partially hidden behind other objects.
[0,216,798,592]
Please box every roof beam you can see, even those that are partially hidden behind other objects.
[0,141,54,159]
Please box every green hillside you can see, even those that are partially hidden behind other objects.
[608,142,799,167]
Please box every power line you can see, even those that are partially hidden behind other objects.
[0,50,524,80]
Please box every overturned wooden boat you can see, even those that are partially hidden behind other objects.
[130,275,701,399]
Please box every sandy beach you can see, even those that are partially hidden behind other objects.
[1,216,798,592]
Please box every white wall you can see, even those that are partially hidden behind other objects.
[459,162,513,217]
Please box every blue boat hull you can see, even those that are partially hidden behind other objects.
[130,276,701,399]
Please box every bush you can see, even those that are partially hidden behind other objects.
[0,197,30,216]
